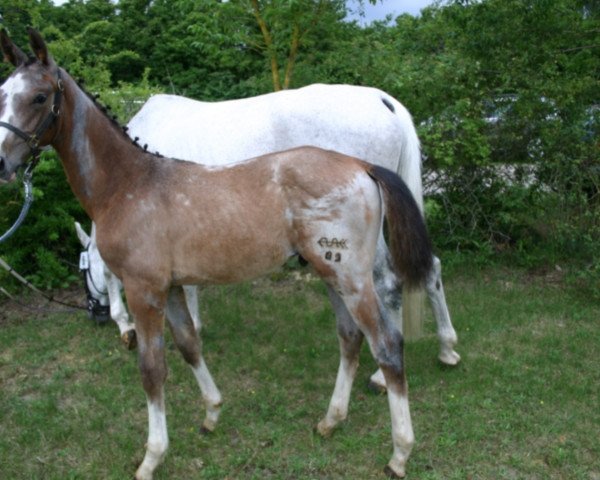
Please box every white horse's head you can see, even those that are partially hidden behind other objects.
[75,222,111,323]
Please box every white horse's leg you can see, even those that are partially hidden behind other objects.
[182,285,201,332]
[316,286,363,436]
[104,269,137,349]
[166,286,222,433]
[426,256,460,365]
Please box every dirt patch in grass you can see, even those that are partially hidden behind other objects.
[0,285,87,326]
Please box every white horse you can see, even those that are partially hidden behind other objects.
[79,85,460,389]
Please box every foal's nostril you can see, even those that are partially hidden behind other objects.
[0,157,5,173]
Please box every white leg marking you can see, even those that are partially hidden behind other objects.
[135,397,168,480]
[317,354,358,436]
[386,389,414,478]
[191,358,222,432]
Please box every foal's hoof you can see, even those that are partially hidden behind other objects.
[315,421,334,438]
[121,329,138,350]
[439,349,461,366]
[384,464,406,479]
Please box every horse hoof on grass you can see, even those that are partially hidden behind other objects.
[122,330,138,350]
[199,425,214,436]
[384,464,405,478]
[439,349,461,366]
[315,420,335,438]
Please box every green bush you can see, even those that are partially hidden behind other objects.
[0,152,87,290]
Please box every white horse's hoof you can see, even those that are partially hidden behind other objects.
[384,463,406,478]
[439,349,461,366]
[368,368,387,394]
[367,379,387,395]
[134,467,153,480]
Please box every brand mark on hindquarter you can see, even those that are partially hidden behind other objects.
[317,237,348,249]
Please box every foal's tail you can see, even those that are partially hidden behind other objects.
[367,164,432,290]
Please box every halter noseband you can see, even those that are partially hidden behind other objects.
[79,246,111,324]
[0,68,64,170]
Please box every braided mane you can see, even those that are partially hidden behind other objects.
[72,73,163,158]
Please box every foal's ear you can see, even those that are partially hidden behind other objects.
[74,222,91,247]
[0,29,28,67]
[27,27,53,66]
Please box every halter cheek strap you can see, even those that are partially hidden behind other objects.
[0,69,64,168]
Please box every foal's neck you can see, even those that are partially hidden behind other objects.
[52,72,156,220]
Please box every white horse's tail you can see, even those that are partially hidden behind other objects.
[385,94,426,340]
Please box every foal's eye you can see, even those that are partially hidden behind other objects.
[33,94,47,105]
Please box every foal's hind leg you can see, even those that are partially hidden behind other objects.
[426,256,460,365]
[316,286,364,436]
[334,282,414,478]
[369,237,403,393]
[166,286,222,433]
[369,239,460,393]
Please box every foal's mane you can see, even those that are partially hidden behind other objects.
[70,71,164,158]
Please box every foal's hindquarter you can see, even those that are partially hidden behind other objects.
[98,150,413,479]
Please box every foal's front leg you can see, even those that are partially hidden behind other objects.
[123,281,169,480]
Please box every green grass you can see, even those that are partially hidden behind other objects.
[1,267,599,479]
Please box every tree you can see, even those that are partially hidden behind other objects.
[187,0,380,92]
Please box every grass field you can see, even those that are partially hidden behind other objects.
[1,265,599,479]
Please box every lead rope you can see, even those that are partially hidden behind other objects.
[0,255,86,312]
[0,159,87,313]
[0,162,35,244]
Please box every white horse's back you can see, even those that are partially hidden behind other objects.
[128,84,422,209]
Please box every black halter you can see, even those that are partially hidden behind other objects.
[0,68,64,170]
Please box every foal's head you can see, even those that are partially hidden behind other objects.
[0,28,62,182]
